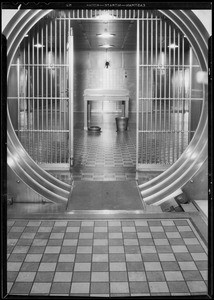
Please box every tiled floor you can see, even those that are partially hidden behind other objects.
[7,218,208,297]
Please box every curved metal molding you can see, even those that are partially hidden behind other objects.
[3,8,209,205]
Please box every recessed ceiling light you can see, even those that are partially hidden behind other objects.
[99,44,114,49]
[168,43,179,49]
[34,43,45,48]
[97,29,115,38]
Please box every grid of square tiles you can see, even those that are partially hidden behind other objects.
[74,129,136,169]
[7,219,208,297]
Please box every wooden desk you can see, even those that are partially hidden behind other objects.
[83,89,129,130]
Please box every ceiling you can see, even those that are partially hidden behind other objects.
[70,20,137,51]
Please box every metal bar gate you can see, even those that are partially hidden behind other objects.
[9,12,73,170]
[136,11,203,171]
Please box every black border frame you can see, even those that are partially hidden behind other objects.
[1,2,213,299]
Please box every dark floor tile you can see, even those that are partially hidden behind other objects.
[182,270,203,281]
[8,253,26,262]
[163,226,178,232]
[20,262,40,272]
[35,271,55,282]
[10,282,32,294]
[168,238,185,245]
[139,239,154,246]
[109,253,126,262]
[129,281,149,294]
[175,253,193,261]
[75,254,92,262]
[161,261,180,271]
[187,245,205,253]
[41,254,59,262]
[56,262,74,272]
[136,226,150,232]
[195,261,208,270]
[151,232,167,239]
[28,246,46,254]
[124,245,141,254]
[50,282,70,294]
[7,271,18,281]
[91,262,109,272]
[142,253,159,262]
[127,261,145,271]
[109,239,124,246]
[78,239,93,246]
[146,271,165,282]
[168,281,189,293]
[47,239,63,246]
[61,246,77,254]
[110,271,128,281]
[156,245,172,253]
[180,231,196,238]
[90,282,109,294]
[72,271,91,282]
[93,246,109,254]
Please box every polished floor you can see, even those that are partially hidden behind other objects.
[48,113,162,184]
[7,218,208,297]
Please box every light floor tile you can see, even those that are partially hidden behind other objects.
[53,272,72,282]
[187,281,207,293]
[31,282,51,294]
[110,282,129,294]
[70,282,90,294]
[149,282,169,293]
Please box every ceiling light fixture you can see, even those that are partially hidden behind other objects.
[96,11,116,20]
[96,29,115,38]
[34,43,45,48]
[168,43,179,49]
[99,44,114,49]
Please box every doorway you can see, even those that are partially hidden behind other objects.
[7,9,204,185]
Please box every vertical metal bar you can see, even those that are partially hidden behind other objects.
[41,22,44,136]
[172,27,176,162]
[141,12,144,164]
[69,27,74,167]
[59,15,62,162]
[64,17,67,163]
[46,20,48,163]
[146,11,148,164]
[168,24,171,163]
[189,46,193,143]
[181,35,185,153]
[136,18,140,169]
[55,17,57,163]
[150,12,153,164]
[32,30,35,160]
[28,38,30,132]
[159,17,162,164]
[50,19,53,163]
[37,25,39,162]
[23,38,26,131]
[155,15,158,164]
[164,20,167,164]
[177,31,180,159]
[17,56,20,135]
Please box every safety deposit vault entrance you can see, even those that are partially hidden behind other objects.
[7,9,204,171]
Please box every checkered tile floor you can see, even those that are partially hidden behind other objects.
[7,218,208,296]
